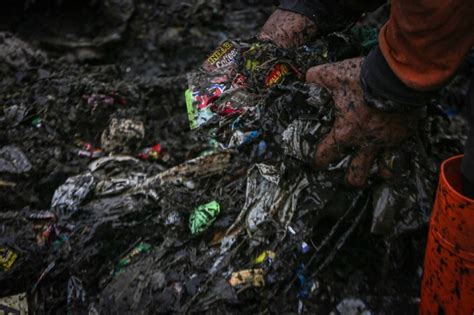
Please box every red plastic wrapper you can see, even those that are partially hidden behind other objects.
[137,144,162,160]
[75,141,104,158]
[265,63,291,87]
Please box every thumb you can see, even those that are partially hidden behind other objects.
[345,146,378,188]
[305,64,338,90]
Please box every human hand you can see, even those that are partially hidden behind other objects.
[306,58,423,187]
[258,9,317,48]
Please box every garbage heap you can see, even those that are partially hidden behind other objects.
[0,18,469,315]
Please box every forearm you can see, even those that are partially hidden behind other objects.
[362,0,474,112]
[379,0,474,91]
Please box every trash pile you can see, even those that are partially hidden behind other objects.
[0,0,469,313]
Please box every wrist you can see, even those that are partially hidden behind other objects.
[360,46,438,113]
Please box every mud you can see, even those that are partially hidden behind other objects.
[0,1,470,314]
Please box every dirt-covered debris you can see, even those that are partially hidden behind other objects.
[0,1,470,314]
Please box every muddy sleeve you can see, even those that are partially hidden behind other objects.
[360,0,474,187]
[278,0,383,34]
[360,47,437,112]
[361,0,474,112]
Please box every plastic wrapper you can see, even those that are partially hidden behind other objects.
[75,141,104,158]
[185,40,242,129]
[189,200,221,235]
[254,250,276,265]
[0,247,18,270]
[115,242,152,275]
[265,63,293,87]
[228,269,265,287]
[202,40,240,73]
[137,143,162,160]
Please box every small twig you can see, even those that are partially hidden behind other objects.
[310,195,370,278]
[284,190,366,293]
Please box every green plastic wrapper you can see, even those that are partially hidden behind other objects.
[115,242,152,275]
[189,200,221,235]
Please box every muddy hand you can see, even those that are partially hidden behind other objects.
[306,58,420,187]
[258,9,317,48]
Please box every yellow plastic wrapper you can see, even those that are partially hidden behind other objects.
[0,246,18,270]
[254,250,276,265]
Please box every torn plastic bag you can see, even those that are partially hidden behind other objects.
[282,119,330,163]
[95,172,148,197]
[67,276,87,313]
[279,84,333,163]
[371,170,433,236]
[222,161,311,241]
[51,173,95,214]
[85,155,155,197]
[0,145,32,174]
[88,155,141,173]
[0,292,28,314]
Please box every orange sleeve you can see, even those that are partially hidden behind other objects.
[379,0,474,91]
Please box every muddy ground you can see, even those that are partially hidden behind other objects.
[0,0,470,314]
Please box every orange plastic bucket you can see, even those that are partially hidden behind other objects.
[420,155,474,314]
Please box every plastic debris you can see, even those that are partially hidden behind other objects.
[51,173,95,214]
[350,26,379,53]
[0,146,32,174]
[336,298,372,315]
[0,292,28,314]
[75,140,104,158]
[32,116,42,128]
[115,242,152,275]
[228,130,260,148]
[265,63,292,87]
[137,143,162,160]
[301,242,310,254]
[0,5,461,314]
[255,250,276,265]
[296,264,317,300]
[100,118,145,153]
[229,269,265,287]
[189,200,221,235]
[67,276,87,313]
[33,261,56,292]
[202,40,240,72]
[0,247,18,270]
